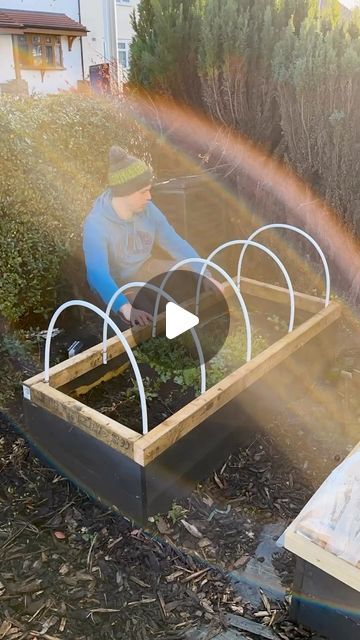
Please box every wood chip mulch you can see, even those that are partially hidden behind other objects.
[0,413,317,640]
[150,433,314,580]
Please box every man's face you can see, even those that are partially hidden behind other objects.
[127,185,152,214]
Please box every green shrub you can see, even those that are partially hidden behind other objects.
[0,94,148,324]
[0,212,64,323]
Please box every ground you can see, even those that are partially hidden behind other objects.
[0,312,359,639]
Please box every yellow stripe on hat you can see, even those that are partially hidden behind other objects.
[108,160,150,186]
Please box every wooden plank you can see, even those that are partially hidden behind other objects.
[23,285,224,388]
[23,28,87,36]
[23,314,165,389]
[284,527,360,593]
[284,442,360,591]
[239,277,325,314]
[23,286,220,388]
[23,278,325,389]
[28,382,141,460]
[133,301,342,466]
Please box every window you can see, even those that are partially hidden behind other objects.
[118,40,130,69]
[16,34,63,69]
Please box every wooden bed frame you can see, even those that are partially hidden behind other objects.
[22,277,342,522]
[284,442,360,639]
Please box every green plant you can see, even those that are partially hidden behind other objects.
[134,325,266,397]
[0,330,39,408]
[167,502,188,524]
[266,314,288,333]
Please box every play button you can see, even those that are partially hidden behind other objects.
[165,302,199,339]
[129,268,230,364]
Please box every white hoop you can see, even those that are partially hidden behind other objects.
[103,282,206,393]
[44,300,149,435]
[237,224,330,306]
[152,258,252,362]
[195,240,295,332]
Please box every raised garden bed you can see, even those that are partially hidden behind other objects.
[22,277,342,524]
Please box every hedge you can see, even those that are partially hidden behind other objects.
[0,94,148,325]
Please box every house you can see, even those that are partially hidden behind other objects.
[0,4,88,95]
[116,0,139,75]
[0,1,140,94]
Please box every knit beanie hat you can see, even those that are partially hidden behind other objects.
[108,146,153,197]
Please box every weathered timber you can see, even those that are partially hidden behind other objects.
[134,301,341,465]
[28,382,140,459]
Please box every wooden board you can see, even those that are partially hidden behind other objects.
[23,389,258,523]
[283,439,360,593]
[239,277,325,315]
[133,301,341,465]
[23,278,326,390]
[284,528,360,593]
[27,382,140,460]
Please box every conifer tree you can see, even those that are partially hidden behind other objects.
[129,0,204,106]
[273,15,360,230]
[198,0,306,148]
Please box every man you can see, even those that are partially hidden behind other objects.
[83,146,216,327]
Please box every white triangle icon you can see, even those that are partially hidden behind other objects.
[165,302,199,340]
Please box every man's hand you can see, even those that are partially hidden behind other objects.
[119,302,153,327]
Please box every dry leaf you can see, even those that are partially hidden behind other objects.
[58,564,69,576]
[129,576,150,588]
[214,472,224,489]
[180,520,203,538]
[198,537,212,549]
[229,604,244,615]
[200,599,214,614]
[233,554,250,569]
[40,615,58,635]
[260,588,272,615]
[53,531,65,540]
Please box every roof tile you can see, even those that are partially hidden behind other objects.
[0,8,87,32]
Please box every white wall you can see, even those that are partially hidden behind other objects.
[116,0,139,71]
[79,0,106,76]
[116,0,139,41]
[0,36,15,83]
[102,0,118,62]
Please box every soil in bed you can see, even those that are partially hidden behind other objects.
[67,309,288,433]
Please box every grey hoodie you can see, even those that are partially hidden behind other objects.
[83,189,200,310]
